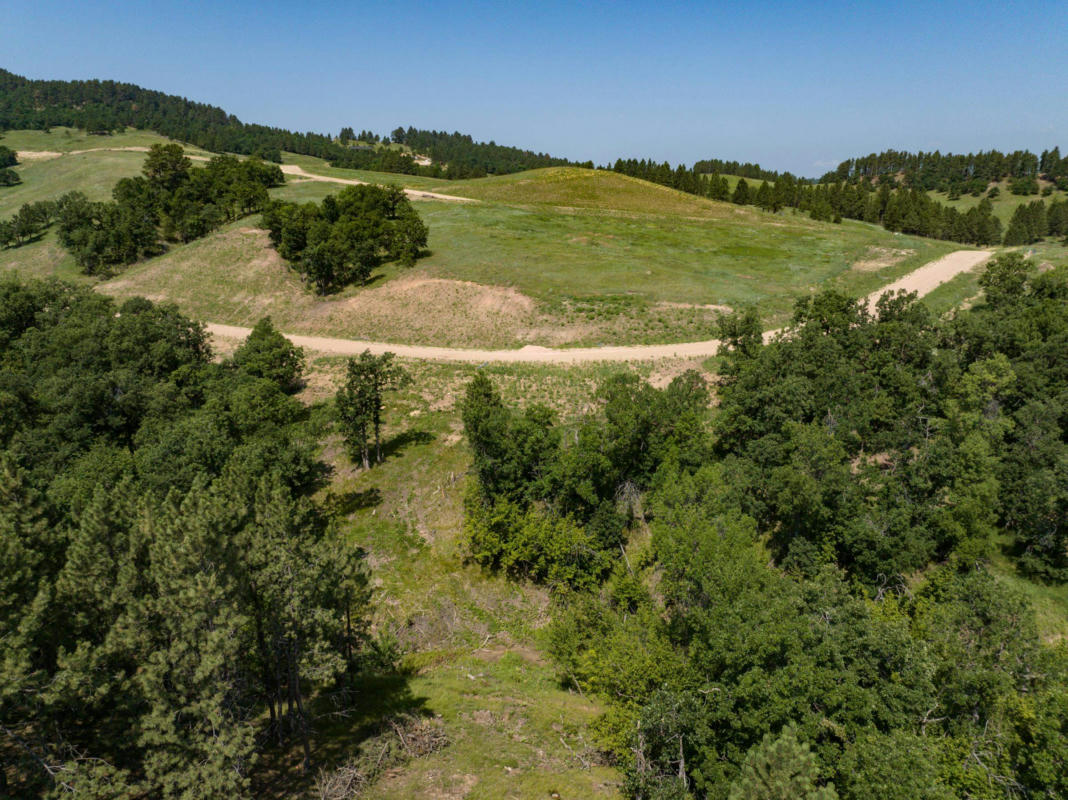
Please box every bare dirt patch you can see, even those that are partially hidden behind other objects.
[655,301,732,314]
[309,276,541,346]
[852,246,916,272]
[15,150,62,161]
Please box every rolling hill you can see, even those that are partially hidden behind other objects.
[2,142,971,348]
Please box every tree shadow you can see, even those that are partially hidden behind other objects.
[254,669,433,797]
[380,429,435,462]
[322,487,383,517]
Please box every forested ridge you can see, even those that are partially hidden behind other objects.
[822,147,1068,192]
[610,157,1068,248]
[4,67,1065,248]
[462,254,1068,799]
[0,69,577,178]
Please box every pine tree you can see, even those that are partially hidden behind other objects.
[728,724,839,800]
[732,178,751,205]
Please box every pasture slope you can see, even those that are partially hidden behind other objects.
[207,249,993,362]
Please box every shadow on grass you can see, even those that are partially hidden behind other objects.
[380,428,435,461]
[323,487,383,517]
[254,671,433,798]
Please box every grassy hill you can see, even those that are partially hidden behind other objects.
[100,168,962,347]
[3,145,969,347]
[928,177,1067,225]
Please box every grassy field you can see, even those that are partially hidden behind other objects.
[95,199,962,348]
[928,178,1066,226]
[280,151,453,192]
[0,126,213,157]
[0,149,149,215]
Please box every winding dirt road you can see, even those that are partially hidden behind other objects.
[278,164,474,203]
[207,249,993,363]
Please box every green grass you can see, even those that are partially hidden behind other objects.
[1024,239,1068,270]
[6,152,967,348]
[97,170,962,347]
[280,151,453,192]
[0,150,151,216]
[0,148,159,282]
[413,187,961,321]
[0,126,212,156]
[255,356,646,798]
[989,548,1068,644]
[920,268,983,317]
[928,178,1067,226]
[442,167,743,215]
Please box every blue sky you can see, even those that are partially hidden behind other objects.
[8,0,1068,175]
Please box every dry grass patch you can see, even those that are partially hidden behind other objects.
[851,246,915,271]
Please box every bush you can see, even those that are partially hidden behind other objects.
[464,493,609,590]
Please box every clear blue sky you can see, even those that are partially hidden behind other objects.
[8,0,1068,176]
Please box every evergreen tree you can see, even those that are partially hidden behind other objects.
[336,351,409,468]
[232,316,305,392]
[732,178,751,205]
[728,724,839,800]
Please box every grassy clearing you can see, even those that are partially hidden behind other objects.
[249,355,638,798]
[97,173,961,347]
[1025,239,1068,270]
[414,193,960,320]
[0,126,212,156]
[443,167,739,216]
[280,152,453,192]
[927,178,1067,226]
[0,149,149,215]
[0,230,86,282]
[989,546,1068,644]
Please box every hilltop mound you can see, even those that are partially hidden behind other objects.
[442,166,743,217]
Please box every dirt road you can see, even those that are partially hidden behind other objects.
[13,148,470,202]
[279,164,475,203]
[207,249,993,363]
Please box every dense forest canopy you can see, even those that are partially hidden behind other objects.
[462,254,1068,799]
[0,280,377,796]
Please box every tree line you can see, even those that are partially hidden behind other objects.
[610,159,1008,245]
[386,127,585,178]
[261,184,428,294]
[611,157,1068,247]
[822,146,1068,192]
[0,69,578,180]
[0,280,384,796]
[461,254,1068,799]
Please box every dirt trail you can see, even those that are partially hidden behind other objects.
[16,146,210,161]
[207,249,993,363]
[278,164,474,203]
